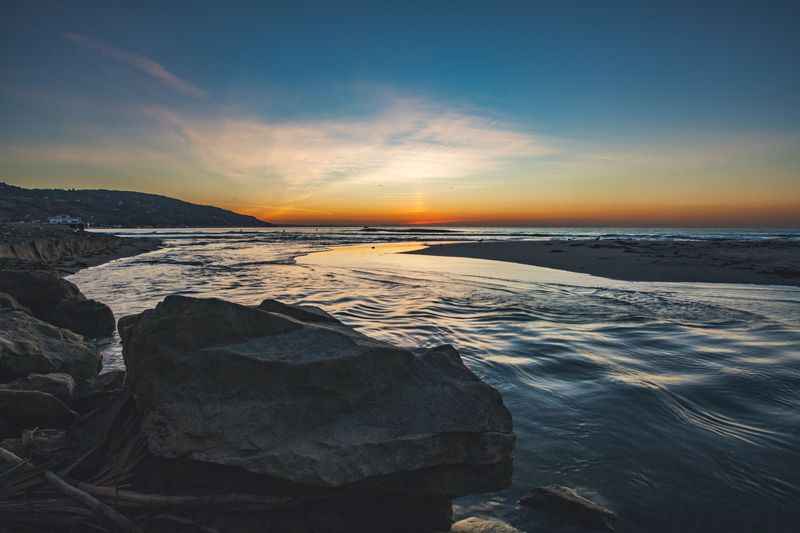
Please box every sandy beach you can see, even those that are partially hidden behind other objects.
[409,239,800,286]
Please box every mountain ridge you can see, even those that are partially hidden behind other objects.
[0,182,271,227]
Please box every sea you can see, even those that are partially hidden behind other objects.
[68,227,800,533]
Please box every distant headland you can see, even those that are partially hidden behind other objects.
[0,182,271,228]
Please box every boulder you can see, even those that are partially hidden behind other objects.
[0,306,101,384]
[0,372,75,404]
[519,485,616,531]
[119,295,514,495]
[0,270,115,338]
[0,390,77,429]
[450,517,521,533]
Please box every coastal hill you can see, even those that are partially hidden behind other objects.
[0,182,271,227]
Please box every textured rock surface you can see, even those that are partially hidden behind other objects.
[449,517,521,533]
[519,485,616,531]
[0,389,77,429]
[0,306,100,383]
[120,295,514,496]
[0,269,115,338]
[0,372,75,404]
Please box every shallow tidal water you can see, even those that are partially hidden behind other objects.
[69,228,800,533]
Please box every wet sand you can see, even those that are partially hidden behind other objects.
[408,239,800,286]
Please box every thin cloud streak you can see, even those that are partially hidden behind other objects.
[63,33,206,98]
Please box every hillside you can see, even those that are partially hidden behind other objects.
[0,182,271,227]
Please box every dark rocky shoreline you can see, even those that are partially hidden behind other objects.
[0,223,162,274]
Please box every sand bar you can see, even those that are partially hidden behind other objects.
[408,239,800,286]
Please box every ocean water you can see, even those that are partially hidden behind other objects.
[69,227,800,533]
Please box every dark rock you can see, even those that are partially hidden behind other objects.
[54,298,116,338]
[0,390,77,429]
[0,270,115,338]
[0,306,101,384]
[112,295,515,532]
[0,372,75,404]
[450,517,521,533]
[519,485,617,531]
[120,295,514,495]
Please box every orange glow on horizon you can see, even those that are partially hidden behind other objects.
[227,201,800,227]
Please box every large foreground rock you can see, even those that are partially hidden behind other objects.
[119,295,515,496]
[0,270,115,338]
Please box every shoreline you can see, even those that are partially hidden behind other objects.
[408,238,800,286]
[0,223,162,276]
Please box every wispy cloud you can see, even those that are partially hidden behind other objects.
[63,33,205,98]
[144,98,555,192]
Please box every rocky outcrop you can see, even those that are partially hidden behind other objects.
[0,270,115,337]
[0,304,101,384]
[115,294,515,532]
[120,295,514,494]
[0,372,75,404]
[519,485,616,531]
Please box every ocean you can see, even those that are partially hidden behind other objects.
[69,227,800,532]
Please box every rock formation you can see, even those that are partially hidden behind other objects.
[116,294,515,531]
[120,295,514,491]
[0,270,115,337]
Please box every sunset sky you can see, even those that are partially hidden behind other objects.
[2,3,799,226]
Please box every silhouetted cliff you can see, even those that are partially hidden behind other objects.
[0,182,271,227]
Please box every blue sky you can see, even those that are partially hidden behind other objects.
[2,2,799,224]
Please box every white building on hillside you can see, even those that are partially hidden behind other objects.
[48,215,83,225]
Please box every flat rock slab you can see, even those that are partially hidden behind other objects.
[120,295,515,496]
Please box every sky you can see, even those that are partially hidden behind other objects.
[1,2,799,226]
